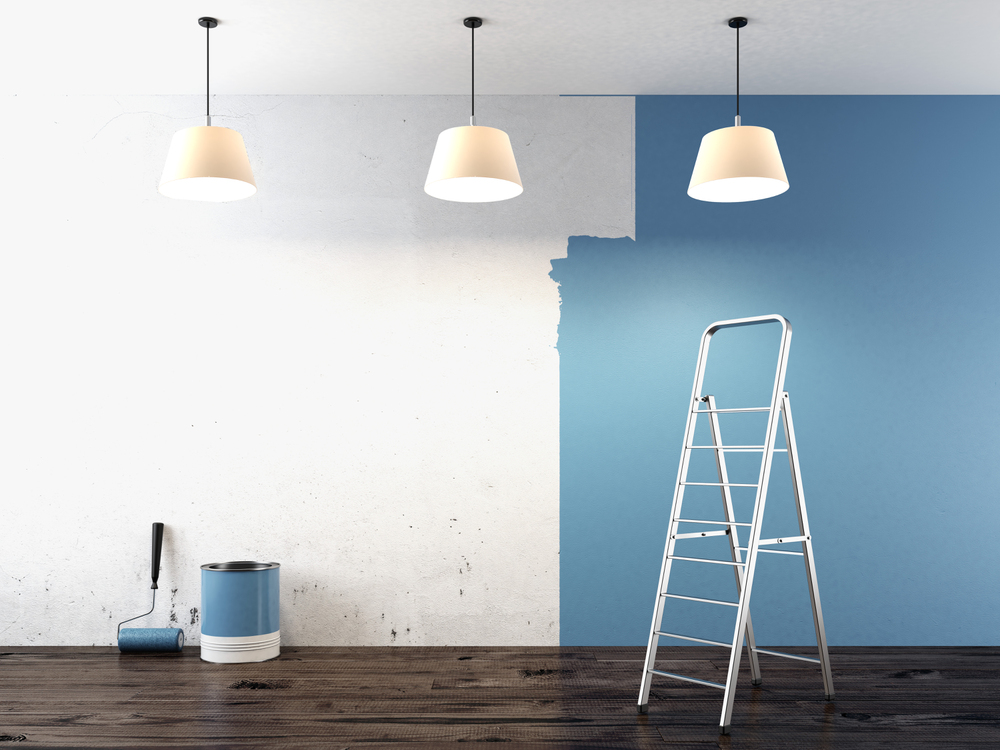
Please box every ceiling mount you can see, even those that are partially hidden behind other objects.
[464,17,482,29]
[728,17,747,29]
[198,17,218,29]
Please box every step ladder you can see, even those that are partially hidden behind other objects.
[637,314,834,734]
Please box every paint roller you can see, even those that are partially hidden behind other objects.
[117,522,185,652]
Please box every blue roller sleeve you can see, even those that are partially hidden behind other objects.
[201,566,280,637]
[118,627,184,652]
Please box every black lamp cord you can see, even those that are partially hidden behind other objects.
[735,23,740,120]
[470,22,475,124]
[206,22,211,123]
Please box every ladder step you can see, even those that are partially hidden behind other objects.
[757,536,807,545]
[675,518,752,527]
[753,648,821,665]
[681,482,759,487]
[655,631,731,648]
[662,593,739,607]
[687,445,787,453]
[672,530,730,540]
[693,406,771,413]
[668,555,745,567]
[738,547,804,557]
[648,668,726,690]
[759,549,804,557]
[688,445,765,450]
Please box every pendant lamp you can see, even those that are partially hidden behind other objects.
[688,17,788,203]
[159,17,256,202]
[425,17,522,202]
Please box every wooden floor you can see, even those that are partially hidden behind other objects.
[1,646,998,748]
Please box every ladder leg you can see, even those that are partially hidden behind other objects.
[734,565,762,686]
[706,396,761,685]
[781,393,835,699]
[719,548,760,734]
[637,595,666,713]
[638,395,701,713]
[719,381,785,733]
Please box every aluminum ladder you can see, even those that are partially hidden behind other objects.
[637,314,834,734]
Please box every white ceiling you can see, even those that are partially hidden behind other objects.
[3,0,999,96]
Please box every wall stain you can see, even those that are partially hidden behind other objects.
[189,607,199,626]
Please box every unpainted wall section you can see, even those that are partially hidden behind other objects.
[0,94,634,646]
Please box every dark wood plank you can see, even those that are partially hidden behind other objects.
[1,647,998,747]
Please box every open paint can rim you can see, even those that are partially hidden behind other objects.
[201,561,280,571]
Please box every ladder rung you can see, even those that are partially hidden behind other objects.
[662,593,739,607]
[686,446,788,453]
[738,547,804,557]
[681,482,759,487]
[672,530,730,540]
[693,407,771,413]
[759,549,804,556]
[668,555,745,567]
[688,445,765,450]
[758,536,807,545]
[753,648,821,665]
[648,668,726,690]
[655,631,732,648]
[675,518,752,527]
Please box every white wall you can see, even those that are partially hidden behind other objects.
[0,94,633,646]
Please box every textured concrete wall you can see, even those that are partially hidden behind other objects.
[0,94,633,646]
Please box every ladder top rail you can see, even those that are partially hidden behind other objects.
[688,314,792,418]
[703,314,791,340]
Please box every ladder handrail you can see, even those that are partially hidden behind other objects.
[689,314,791,413]
[704,313,790,336]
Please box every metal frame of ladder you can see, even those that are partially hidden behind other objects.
[637,314,834,734]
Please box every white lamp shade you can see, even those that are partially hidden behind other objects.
[425,125,523,202]
[688,124,788,203]
[159,126,257,202]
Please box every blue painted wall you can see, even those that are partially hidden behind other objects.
[554,96,1000,646]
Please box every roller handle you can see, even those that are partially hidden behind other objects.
[150,522,164,590]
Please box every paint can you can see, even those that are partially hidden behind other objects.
[200,561,280,663]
